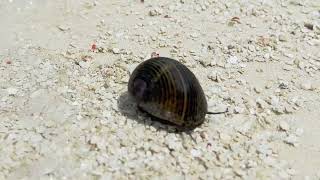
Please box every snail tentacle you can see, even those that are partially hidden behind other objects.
[206,108,229,115]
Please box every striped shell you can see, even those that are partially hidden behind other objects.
[128,57,208,129]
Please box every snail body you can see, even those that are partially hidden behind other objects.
[128,57,208,129]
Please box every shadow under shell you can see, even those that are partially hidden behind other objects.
[117,91,198,132]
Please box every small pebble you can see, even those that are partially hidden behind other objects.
[149,8,163,16]
[278,34,288,42]
[6,87,18,96]
[284,135,298,146]
[219,133,231,142]
[300,82,313,90]
[190,149,201,157]
[295,128,304,136]
[256,98,268,109]
[234,106,245,114]
[304,22,314,30]
[57,24,70,31]
[279,121,290,131]
[227,56,239,64]
[253,87,262,93]
[112,48,120,54]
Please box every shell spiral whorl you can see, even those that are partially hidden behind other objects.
[128,57,208,129]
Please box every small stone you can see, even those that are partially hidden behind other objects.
[284,105,294,114]
[304,22,314,30]
[284,53,294,58]
[265,82,272,89]
[284,134,298,146]
[295,128,304,136]
[269,96,280,106]
[295,99,303,107]
[227,45,235,49]
[272,106,285,114]
[263,53,270,59]
[207,72,222,82]
[227,56,239,64]
[249,23,257,28]
[165,134,181,150]
[234,106,245,114]
[279,82,289,89]
[279,121,290,131]
[78,61,90,68]
[149,7,163,16]
[257,144,272,155]
[244,98,256,109]
[159,27,166,34]
[254,87,262,93]
[57,25,70,31]
[246,160,257,168]
[7,87,18,96]
[297,61,305,69]
[190,32,199,38]
[300,82,313,90]
[285,59,295,65]
[278,34,288,42]
[256,98,268,109]
[199,58,211,67]
[248,45,255,52]
[190,149,201,157]
[112,48,120,54]
[219,133,231,142]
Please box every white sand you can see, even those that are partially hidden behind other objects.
[0,0,319,179]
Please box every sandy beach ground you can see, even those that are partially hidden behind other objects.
[0,0,319,179]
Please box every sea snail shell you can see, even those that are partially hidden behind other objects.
[128,57,209,129]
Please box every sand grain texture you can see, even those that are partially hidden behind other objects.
[0,0,319,179]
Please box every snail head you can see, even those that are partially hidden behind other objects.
[130,78,148,101]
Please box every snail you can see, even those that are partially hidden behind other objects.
[128,57,227,130]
